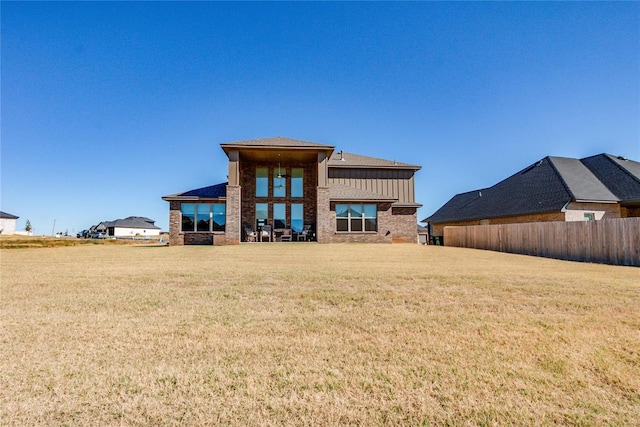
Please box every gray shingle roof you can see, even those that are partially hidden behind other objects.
[221,137,334,149]
[581,154,640,202]
[423,153,637,224]
[328,151,420,170]
[329,183,397,202]
[163,182,227,200]
[108,217,161,230]
[548,156,617,202]
[0,211,19,219]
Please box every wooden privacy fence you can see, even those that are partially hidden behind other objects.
[444,217,640,266]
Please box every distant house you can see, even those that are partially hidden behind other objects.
[0,211,19,235]
[162,136,422,245]
[423,153,640,239]
[91,217,161,237]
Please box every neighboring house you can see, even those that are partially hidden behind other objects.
[423,153,640,239]
[91,217,161,237]
[0,211,19,235]
[162,136,422,245]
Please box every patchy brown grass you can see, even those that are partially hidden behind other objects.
[1,244,638,425]
[0,235,167,249]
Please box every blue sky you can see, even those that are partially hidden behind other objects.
[2,1,638,235]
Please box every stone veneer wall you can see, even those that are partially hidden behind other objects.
[225,185,241,245]
[316,187,332,243]
[389,207,419,243]
[168,201,184,246]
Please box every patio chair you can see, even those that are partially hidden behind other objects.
[280,228,292,242]
[297,224,312,241]
[260,225,273,242]
[244,226,256,243]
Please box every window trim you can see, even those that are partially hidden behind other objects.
[181,203,226,233]
[335,203,377,233]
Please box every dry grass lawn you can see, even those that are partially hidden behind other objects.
[1,243,638,425]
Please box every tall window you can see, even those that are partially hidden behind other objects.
[336,204,377,232]
[256,167,268,197]
[212,204,226,231]
[273,168,286,197]
[197,204,210,231]
[181,204,195,231]
[256,203,268,228]
[291,168,303,198]
[291,203,303,233]
[181,203,226,232]
[273,203,286,229]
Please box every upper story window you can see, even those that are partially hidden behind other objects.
[336,204,377,232]
[256,167,268,197]
[291,168,303,198]
[274,168,286,197]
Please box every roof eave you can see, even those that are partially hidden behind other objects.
[393,203,423,208]
[330,198,398,203]
[162,195,227,201]
[573,199,619,204]
[329,164,421,171]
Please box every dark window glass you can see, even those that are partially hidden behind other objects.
[365,218,377,232]
[273,203,286,229]
[181,204,195,232]
[291,168,303,198]
[256,167,268,197]
[291,203,303,232]
[364,204,377,232]
[336,203,377,232]
[273,170,286,197]
[337,218,349,232]
[213,204,226,231]
[197,204,210,232]
[256,203,268,228]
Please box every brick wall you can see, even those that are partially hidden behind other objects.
[168,201,184,246]
[225,185,241,245]
[316,187,332,243]
[324,203,416,243]
[389,207,418,243]
[239,160,318,240]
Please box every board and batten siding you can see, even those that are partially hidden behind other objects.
[328,169,416,204]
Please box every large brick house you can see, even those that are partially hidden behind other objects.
[423,153,640,241]
[162,137,421,245]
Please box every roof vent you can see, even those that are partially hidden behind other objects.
[339,150,346,161]
[617,156,628,161]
